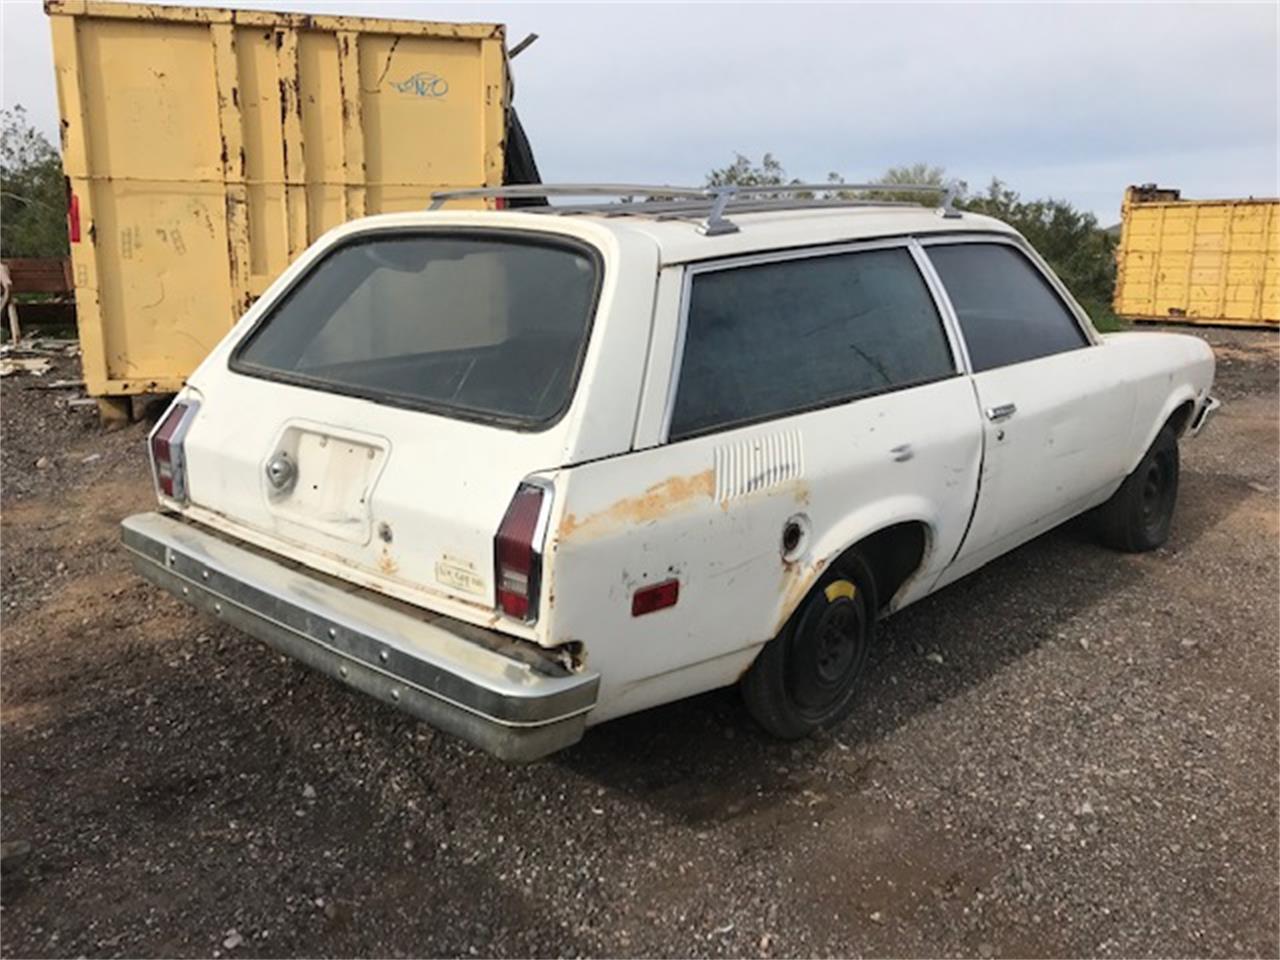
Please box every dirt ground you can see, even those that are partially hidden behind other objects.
[1,326,1277,959]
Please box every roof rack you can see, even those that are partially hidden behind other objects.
[427,182,961,235]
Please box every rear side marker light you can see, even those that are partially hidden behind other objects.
[632,579,680,617]
[495,482,551,623]
[149,400,199,502]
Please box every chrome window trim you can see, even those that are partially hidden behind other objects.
[632,265,688,450]
[660,264,698,444]
[659,236,962,444]
[908,237,973,375]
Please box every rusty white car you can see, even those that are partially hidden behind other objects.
[123,183,1219,760]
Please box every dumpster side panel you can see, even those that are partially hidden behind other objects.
[46,1,508,397]
[1114,187,1280,328]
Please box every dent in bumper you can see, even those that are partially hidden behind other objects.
[121,512,597,761]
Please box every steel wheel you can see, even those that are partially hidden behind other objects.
[787,592,867,721]
[742,554,878,740]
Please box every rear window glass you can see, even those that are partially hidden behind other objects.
[669,247,955,440]
[232,233,600,426]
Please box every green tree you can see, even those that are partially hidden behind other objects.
[959,177,1118,327]
[706,152,788,188]
[877,162,948,187]
[1,106,68,258]
[704,152,822,198]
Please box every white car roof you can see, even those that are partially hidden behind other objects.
[320,204,1022,268]
[571,205,1021,265]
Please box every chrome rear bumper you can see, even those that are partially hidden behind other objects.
[121,512,597,761]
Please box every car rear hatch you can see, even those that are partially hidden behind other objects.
[169,228,602,627]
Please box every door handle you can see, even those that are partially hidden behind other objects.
[985,403,1017,422]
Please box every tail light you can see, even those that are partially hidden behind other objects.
[494,481,551,622]
[149,400,199,502]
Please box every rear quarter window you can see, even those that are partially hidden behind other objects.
[232,232,601,427]
[669,246,956,440]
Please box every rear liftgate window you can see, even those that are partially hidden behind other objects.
[233,234,600,426]
[670,247,956,440]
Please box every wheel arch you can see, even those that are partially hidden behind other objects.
[774,496,939,635]
[1127,387,1199,473]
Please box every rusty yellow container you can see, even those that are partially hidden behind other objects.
[46,0,508,408]
[1114,185,1280,328]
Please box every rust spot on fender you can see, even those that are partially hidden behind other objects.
[793,480,811,507]
[775,556,827,634]
[558,470,715,543]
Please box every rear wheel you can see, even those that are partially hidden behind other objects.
[742,553,878,740]
[1095,424,1180,552]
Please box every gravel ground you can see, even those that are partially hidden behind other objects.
[1,325,1277,958]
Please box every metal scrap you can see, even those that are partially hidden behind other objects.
[0,357,53,377]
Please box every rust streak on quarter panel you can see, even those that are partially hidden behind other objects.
[558,470,715,543]
[776,556,827,635]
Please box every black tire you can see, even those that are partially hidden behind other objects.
[742,553,878,740]
[1096,424,1180,552]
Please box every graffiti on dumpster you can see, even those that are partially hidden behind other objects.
[389,71,449,99]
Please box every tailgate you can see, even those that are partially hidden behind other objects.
[178,374,564,619]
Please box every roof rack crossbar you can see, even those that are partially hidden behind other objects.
[427,181,962,232]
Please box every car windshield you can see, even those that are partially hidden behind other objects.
[232,232,600,426]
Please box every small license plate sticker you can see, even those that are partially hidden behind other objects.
[435,558,485,596]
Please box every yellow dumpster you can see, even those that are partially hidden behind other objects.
[1114,184,1280,328]
[46,0,512,417]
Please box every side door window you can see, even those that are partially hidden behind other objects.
[927,242,1088,372]
[669,246,956,440]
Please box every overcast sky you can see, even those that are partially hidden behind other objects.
[3,0,1276,223]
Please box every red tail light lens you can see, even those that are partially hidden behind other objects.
[149,400,198,502]
[494,482,549,622]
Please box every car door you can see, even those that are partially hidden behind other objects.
[924,238,1136,588]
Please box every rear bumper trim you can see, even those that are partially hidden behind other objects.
[121,512,597,761]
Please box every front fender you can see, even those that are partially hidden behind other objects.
[1131,386,1199,471]
[1103,332,1216,473]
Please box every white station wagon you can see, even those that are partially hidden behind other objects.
[123,183,1219,760]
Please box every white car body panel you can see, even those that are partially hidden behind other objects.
[132,203,1218,754]
[550,373,983,722]
[933,346,1136,588]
